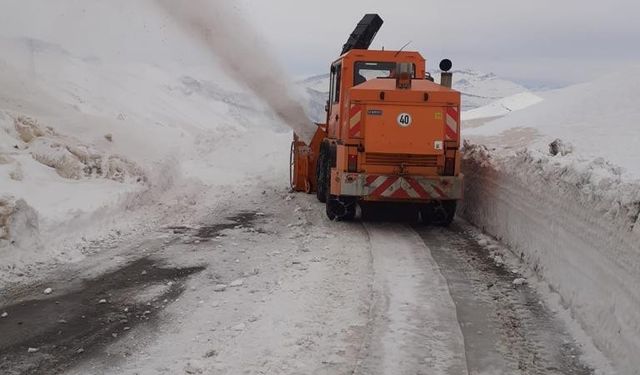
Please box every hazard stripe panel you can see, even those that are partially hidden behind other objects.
[364,175,456,200]
[349,104,363,138]
[445,107,459,141]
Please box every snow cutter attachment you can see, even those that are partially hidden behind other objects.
[291,124,327,193]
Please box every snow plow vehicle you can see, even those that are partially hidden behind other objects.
[291,14,463,224]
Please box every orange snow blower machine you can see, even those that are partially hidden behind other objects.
[291,14,463,224]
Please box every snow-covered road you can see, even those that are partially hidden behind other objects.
[0,187,604,375]
[357,223,467,374]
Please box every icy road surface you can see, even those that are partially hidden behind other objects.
[0,190,597,375]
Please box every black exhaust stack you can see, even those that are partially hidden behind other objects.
[341,14,384,55]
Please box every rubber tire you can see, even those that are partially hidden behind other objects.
[326,196,338,221]
[316,144,328,203]
[323,142,355,221]
[421,201,457,227]
[326,197,356,221]
[342,203,356,221]
[434,201,457,227]
[324,148,339,220]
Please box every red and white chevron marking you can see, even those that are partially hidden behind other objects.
[365,175,450,200]
[445,107,459,141]
[349,104,362,138]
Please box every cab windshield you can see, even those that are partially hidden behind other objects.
[354,61,415,85]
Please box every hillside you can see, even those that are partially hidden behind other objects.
[0,36,291,279]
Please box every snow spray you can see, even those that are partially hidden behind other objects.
[156,0,316,142]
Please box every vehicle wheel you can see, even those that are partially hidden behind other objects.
[326,196,339,221]
[343,202,357,221]
[441,201,457,226]
[326,197,356,221]
[427,201,457,227]
[324,158,339,221]
[316,144,328,203]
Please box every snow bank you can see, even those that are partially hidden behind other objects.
[466,67,640,178]
[12,116,145,182]
[460,69,640,374]
[0,35,294,282]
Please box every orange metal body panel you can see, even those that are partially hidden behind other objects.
[363,105,447,154]
[351,79,459,103]
[328,50,427,141]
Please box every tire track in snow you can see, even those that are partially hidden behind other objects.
[356,223,468,375]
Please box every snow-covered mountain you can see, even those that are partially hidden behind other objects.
[433,69,530,111]
[462,91,544,122]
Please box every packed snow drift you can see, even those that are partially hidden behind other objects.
[461,68,640,375]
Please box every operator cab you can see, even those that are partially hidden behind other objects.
[354,61,416,86]
[326,52,425,115]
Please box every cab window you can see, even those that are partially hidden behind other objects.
[330,63,342,104]
[354,61,415,85]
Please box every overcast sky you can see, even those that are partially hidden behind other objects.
[1,0,638,87]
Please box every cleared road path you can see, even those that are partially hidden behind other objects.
[0,192,604,374]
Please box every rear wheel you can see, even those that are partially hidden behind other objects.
[326,196,357,221]
[326,196,338,221]
[343,202,357,221]
[420,201,457,227]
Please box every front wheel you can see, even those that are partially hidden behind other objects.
[316,144,328,203]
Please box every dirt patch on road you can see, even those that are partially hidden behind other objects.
[0,258,204,375]
[166,211,267,241]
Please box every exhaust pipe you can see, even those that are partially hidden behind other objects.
[439,59,453,89]
[440,72,453,88]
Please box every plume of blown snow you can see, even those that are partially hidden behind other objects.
[156,0,316,142]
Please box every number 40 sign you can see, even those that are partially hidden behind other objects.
[397,113,412,127]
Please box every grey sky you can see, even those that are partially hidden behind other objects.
[0,0,638,86]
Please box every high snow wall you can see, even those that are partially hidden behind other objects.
[460,145,640,375]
